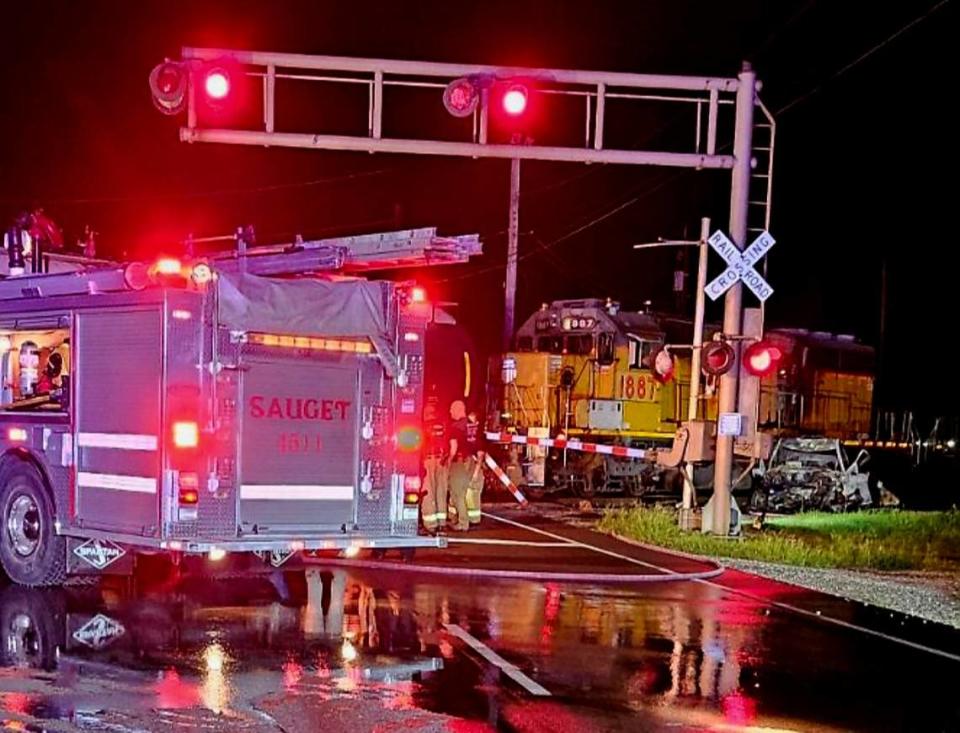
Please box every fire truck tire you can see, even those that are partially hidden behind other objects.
[0,585,66,671]
[0,462,66,587]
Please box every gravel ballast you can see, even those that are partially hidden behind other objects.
[723,558,960,629]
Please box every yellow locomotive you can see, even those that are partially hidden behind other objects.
[490,298,876,496]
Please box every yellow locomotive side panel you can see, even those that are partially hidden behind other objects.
[503,352,553,429]
[806,371,873,437]
[504,346,721,438]
[621,370,670,435]
[593,361,618,400]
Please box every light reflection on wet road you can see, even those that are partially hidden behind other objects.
[0,562,957,732]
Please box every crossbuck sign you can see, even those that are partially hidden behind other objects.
[705,230,775,302]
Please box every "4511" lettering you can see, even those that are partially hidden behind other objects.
[278,433,324,454]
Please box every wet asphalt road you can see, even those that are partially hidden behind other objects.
[0,504,958,732]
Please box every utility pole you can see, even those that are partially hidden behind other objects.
[682,216,711,511]
[632,214,710,517]
[687,216,711,423]
[710,62,756,536]
[503,156,521,351]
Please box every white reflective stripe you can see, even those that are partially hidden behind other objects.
[77,471,157,494]
[77,432,158,451]
[241,484,354,501]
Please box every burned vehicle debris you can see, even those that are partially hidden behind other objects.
[750,438,873,513]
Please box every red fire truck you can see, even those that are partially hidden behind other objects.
[0,227,480,586]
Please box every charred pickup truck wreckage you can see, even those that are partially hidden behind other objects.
[750,437,874,513]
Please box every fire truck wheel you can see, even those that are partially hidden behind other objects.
[0,462,66,587]
[0,585,66,671]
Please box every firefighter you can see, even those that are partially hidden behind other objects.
[420,401,449,534]
[447,400,473,532]
[37,352,63,394]
[464,411,484,526]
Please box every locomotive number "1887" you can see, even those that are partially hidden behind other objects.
[620,374,658,402]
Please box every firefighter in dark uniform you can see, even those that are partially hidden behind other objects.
[420,401,448,533]
[447,400,477,531]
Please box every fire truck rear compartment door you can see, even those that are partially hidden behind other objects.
[239,360,359,531]
[75,310,161,536]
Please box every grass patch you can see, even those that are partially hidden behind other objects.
[598,507,960,571]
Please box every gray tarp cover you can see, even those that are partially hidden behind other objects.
[217,271,397,375]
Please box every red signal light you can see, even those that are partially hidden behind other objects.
[410,286,427,303]
[652,348,675,383]
[742,341,783,378]
[156,65,184,96]
[502,84,528,116]
[149,61,188,115]
[443,77,480,118]
[702,341,736,377]
[204,69,231,100]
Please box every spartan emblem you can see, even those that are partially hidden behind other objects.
[72,614,126,649]
[73,538,126,569]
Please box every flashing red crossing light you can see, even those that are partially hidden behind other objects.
[442,77,533,126]
[742,341,783,378]
[149,61,188,115]
[150,59,237,117]
[702,341,736,377]
[651,348,676,383]
[501,84,528,116]
[443,77,480,117]
[203,68,231,100]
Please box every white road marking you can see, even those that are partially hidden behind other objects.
[484,511,682,575]
[484,510,960,664]
[443,623,551,696]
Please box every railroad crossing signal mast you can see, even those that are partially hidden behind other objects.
[150,49,774,536]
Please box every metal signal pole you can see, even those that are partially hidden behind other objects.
[711,62,756,536]
[503,157,521,351]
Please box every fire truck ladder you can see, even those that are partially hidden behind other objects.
[211,227,481,276]
[0,266,135,301]
[33,227,481,281]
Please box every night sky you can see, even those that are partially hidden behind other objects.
[1,1,954,414]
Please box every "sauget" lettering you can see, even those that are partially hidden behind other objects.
[249,396,351,420]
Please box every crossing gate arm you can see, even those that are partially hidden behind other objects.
[482,453,529,508]
[485,432,647,460]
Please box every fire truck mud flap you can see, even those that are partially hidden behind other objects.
[239,359,360,533]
